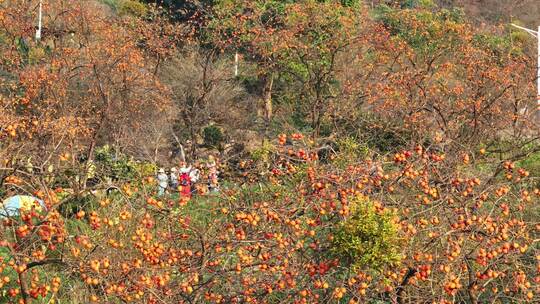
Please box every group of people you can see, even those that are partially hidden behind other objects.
[156,156,220,197]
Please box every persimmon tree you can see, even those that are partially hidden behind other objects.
[1,133,539,303]
[208,0,291,136]
[0,0,173,190]
[1,1,540,304]
[273,1,366,138]
[367,6,537,152]
[209,0,368,139]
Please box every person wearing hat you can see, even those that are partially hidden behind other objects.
[190,162,201,182]
[189,162,202,195]
[157,168,168,196]
[206,156,219,193]
[207,155,216,168]
[179,164,192,198]
[169,167,178,191]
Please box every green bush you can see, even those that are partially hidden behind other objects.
[340,0,362,7]
[28,46,46,64]
[250,140,274,162]
[516,148,540,178]
[132,162,157,177]
[400,0,435,9]
[203,125,225,148]
[94,145,137,181]
[332,196,402,272]
[100,0,120,11]
[119,0,147,17]
[332,137,369,168]
[58,194,98,218]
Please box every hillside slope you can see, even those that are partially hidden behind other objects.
[436,0,540,26]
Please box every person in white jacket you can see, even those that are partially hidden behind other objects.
[189,165,201,183]
[170,167,178,190]
[207,156,219,193]
[157,168,168,196]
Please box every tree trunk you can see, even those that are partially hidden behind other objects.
[262,73,274,140]
[83,129,99,191]
[170,130,186,163]
[311,98,322,140]
[84,63,110,191]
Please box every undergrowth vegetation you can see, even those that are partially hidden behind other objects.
[1,0,540,303]
[1,134,540,303]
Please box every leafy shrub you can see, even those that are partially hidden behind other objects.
[473,33,517,59]
[332,196,402,272]
[132,162,157,177]
[28,46,46,64]
[58,194,98,218]
[400,0,435,9]
[376,6,464,54]
[4,135,540,303]
[94,145,155,179]
[203,125,225,148]
[516,145,540,178]
[94,145,138,181]
[119,0,147,16]
[99,0,120,11]
[365,126,411,154]
[340,0,362,7]
[332,137,369,168]
[250,140,274,162]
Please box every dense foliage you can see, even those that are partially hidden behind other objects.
[1,0,540,303]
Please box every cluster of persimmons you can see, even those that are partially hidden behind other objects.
[0,134,538,303]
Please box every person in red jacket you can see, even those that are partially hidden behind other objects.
[179,165,192,198]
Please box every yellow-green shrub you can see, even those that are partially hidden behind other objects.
[119,0,147,17]
[332,196,402,272]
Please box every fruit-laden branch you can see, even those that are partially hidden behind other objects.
[26,258,65,269]
[396,267,417,304]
